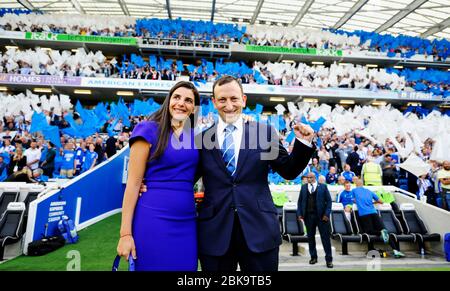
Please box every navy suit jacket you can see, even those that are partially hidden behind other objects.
[195,121,315,256]
[296,183,332,219]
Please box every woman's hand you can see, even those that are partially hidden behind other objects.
[117,235,137,261]
[139,183,147,196]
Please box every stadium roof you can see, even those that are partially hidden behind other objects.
[1,0,449,39]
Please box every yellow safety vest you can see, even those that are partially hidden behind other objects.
[363,162,382,186]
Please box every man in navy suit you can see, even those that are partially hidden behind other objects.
[297,172,333,268]
[195,75,315,271]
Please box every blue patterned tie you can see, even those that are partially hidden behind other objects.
[221,124,236,176]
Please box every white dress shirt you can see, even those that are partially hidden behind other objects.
[308,181,318,194]
[217,116,314,167]
[217,116,244,165]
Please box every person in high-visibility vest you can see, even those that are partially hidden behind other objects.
[361,157,383,186]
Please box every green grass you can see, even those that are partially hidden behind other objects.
[0,213,127,271]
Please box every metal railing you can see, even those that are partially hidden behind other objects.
[141,38,231,50]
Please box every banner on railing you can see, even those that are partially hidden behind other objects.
[0,73,81,86]
[24,32,137,45]
[245,45,343,57]
[0,73,443,101]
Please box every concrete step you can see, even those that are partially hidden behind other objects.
[298,234,336,257]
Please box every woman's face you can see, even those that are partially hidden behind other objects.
[169,87,196,122]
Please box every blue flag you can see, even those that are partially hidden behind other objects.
[285,130,296,144]
[30,112,48,133]
[42,126,62,149]
[301,116,326,132]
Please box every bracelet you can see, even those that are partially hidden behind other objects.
[120,233,132,238]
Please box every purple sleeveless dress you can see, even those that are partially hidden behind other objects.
[129,121,199,271]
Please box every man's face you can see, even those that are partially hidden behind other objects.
[444,161,450,171]
[329,167,336,174]
[212,80,247,124]
[307,173,316,183]
[30,141,36,149]
[344,182,351,191]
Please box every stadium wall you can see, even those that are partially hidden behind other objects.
[23,146,129,254]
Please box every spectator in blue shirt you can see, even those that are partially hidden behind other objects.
[336,180,354,221]
[0,156,7,182]
[341,164,356,182]
[326,166,339,185]
[60,142,76,178]
[352,179,405,258]
[82,143,98,173]
[74,141,87,175]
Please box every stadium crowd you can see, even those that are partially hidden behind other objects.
[0,12,136,37]
[0,92,134,183]
[269,105,450,211]
[1,12,448,60]
[2,46,447,97]
[0,11,448,211]
[1,90,448,211]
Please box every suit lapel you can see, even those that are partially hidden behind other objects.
[206,123,230,176]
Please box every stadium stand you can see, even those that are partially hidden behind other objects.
[0,4,448,270]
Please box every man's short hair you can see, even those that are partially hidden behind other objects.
[212,75,244,98]
[344,180,351,185]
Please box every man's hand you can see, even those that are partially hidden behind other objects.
[322,215,329,222]
[293,123,314,143]
[297,216,304,221]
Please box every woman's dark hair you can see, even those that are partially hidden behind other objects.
[148,81,200,162]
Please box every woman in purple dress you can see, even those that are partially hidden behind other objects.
[117,81,200,271]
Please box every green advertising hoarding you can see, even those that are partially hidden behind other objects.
[245,45,342,57]
[25,32,137,45]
